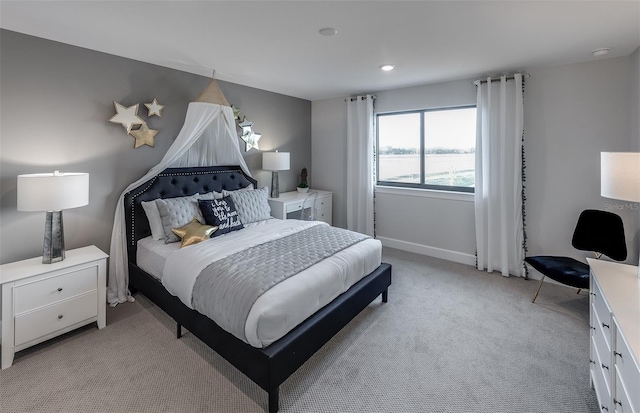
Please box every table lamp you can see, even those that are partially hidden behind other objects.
[17,171,89,263]
[601,152,640,277]
[263,151,290,198]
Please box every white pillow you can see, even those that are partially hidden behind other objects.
[141,200,166,241]
[141,192,220,241]
[223,186,271,224]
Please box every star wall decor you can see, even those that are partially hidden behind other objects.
[231,105,242,121]
[238,117,261,151]
[144,98,164,117]
[130,122,158,148]
[109,102,145,133]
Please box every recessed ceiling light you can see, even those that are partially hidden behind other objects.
[319,27,337,36]
[592,48,611,57]
[379,64,395,71]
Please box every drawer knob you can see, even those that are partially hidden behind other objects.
[57,314,63,320]
[602,322,610,329]
[614,399,622,407]
[589,359,596,365]
[590,326,596,331]
[601,406,608,412]
[614,351,622,359]
[590,292,596,297]
[601,363,609,370]
[57,287,63,292]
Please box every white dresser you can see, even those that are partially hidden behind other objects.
[268,190,332,225]
[1,246,108,369]
[587,258,639,413]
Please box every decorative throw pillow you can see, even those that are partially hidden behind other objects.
[198,197,244,237]
[171,218,217,248]
[156,195,205,243]
[141,200,165,240]
[222,186,271,224]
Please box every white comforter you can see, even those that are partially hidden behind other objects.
[160,219,382,348]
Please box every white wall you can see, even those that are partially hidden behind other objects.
[312,55,640,271]
[525,56,637,269]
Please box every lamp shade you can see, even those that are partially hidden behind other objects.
[263,151,290,171]
[18,171,89,211]
[601,153,640,202]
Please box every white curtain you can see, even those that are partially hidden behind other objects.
[474,75,525,277]
[107,102,250,306]
[346,95,375,236]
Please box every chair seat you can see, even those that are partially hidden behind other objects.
[525,256,590,289]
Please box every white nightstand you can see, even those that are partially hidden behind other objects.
[268,190,332,225]
[0,245,108,369]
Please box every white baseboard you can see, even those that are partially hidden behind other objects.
[376,236,476,266]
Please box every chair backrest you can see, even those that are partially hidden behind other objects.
[571,209,627,261]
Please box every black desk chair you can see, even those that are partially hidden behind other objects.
[526,209,627,303]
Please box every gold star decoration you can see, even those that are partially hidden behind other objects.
[171,218,217,248]
[144,98,164,117]
[238,117,261,151]
[109,102,145,133]
[231,105,242,120]
[130,122,159,148]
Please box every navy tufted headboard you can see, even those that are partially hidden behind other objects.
[123,165,257,263]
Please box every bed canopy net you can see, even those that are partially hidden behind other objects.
[108,79,250,306]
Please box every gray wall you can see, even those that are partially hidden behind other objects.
[0,30,311,264]
[312,55,640,271]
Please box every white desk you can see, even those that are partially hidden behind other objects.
[587,258,639,413]
[268,190,332,225]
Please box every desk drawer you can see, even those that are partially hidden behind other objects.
[14,266,98,315]
[14,291,98,347]
[615,326,640,411]
[315,195,331,210]
[285,202,304,213]
[316,207,332,225]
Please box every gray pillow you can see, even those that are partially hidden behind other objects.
[223,186,271,224]
[156,195,205,243]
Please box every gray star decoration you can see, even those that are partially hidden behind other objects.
[238,117,261,151]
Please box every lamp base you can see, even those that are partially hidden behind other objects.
[271,171,280,198]
[43,211,65,264]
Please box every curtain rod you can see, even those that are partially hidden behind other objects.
[475,73,530,84]
[345,95,377,102]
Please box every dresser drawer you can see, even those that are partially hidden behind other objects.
[593,335,612,406]
[14,266,98,315]
[593,306,612,372]
[614,327,640,411]
[615,368,634,413]
[14,291,98,347]
[592,279,612,348]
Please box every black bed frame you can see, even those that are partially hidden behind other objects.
[124,166,392,413]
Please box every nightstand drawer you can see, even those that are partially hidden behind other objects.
[14,266,98,315]
[14,291,98,347]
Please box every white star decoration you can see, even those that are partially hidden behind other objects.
[144,98,164,117]
[238,117,261,151]
[109,102,145,133]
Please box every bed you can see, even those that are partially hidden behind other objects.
[124,165,392,413]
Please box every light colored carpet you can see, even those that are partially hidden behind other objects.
[0,247,599,413]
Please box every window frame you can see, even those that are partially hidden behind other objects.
[376,105,476,193]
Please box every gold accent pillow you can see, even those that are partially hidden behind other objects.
[171,218,217,248]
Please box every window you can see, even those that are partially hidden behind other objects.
[377,106,476,193]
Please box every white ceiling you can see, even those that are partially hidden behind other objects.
[1,1,639,101]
